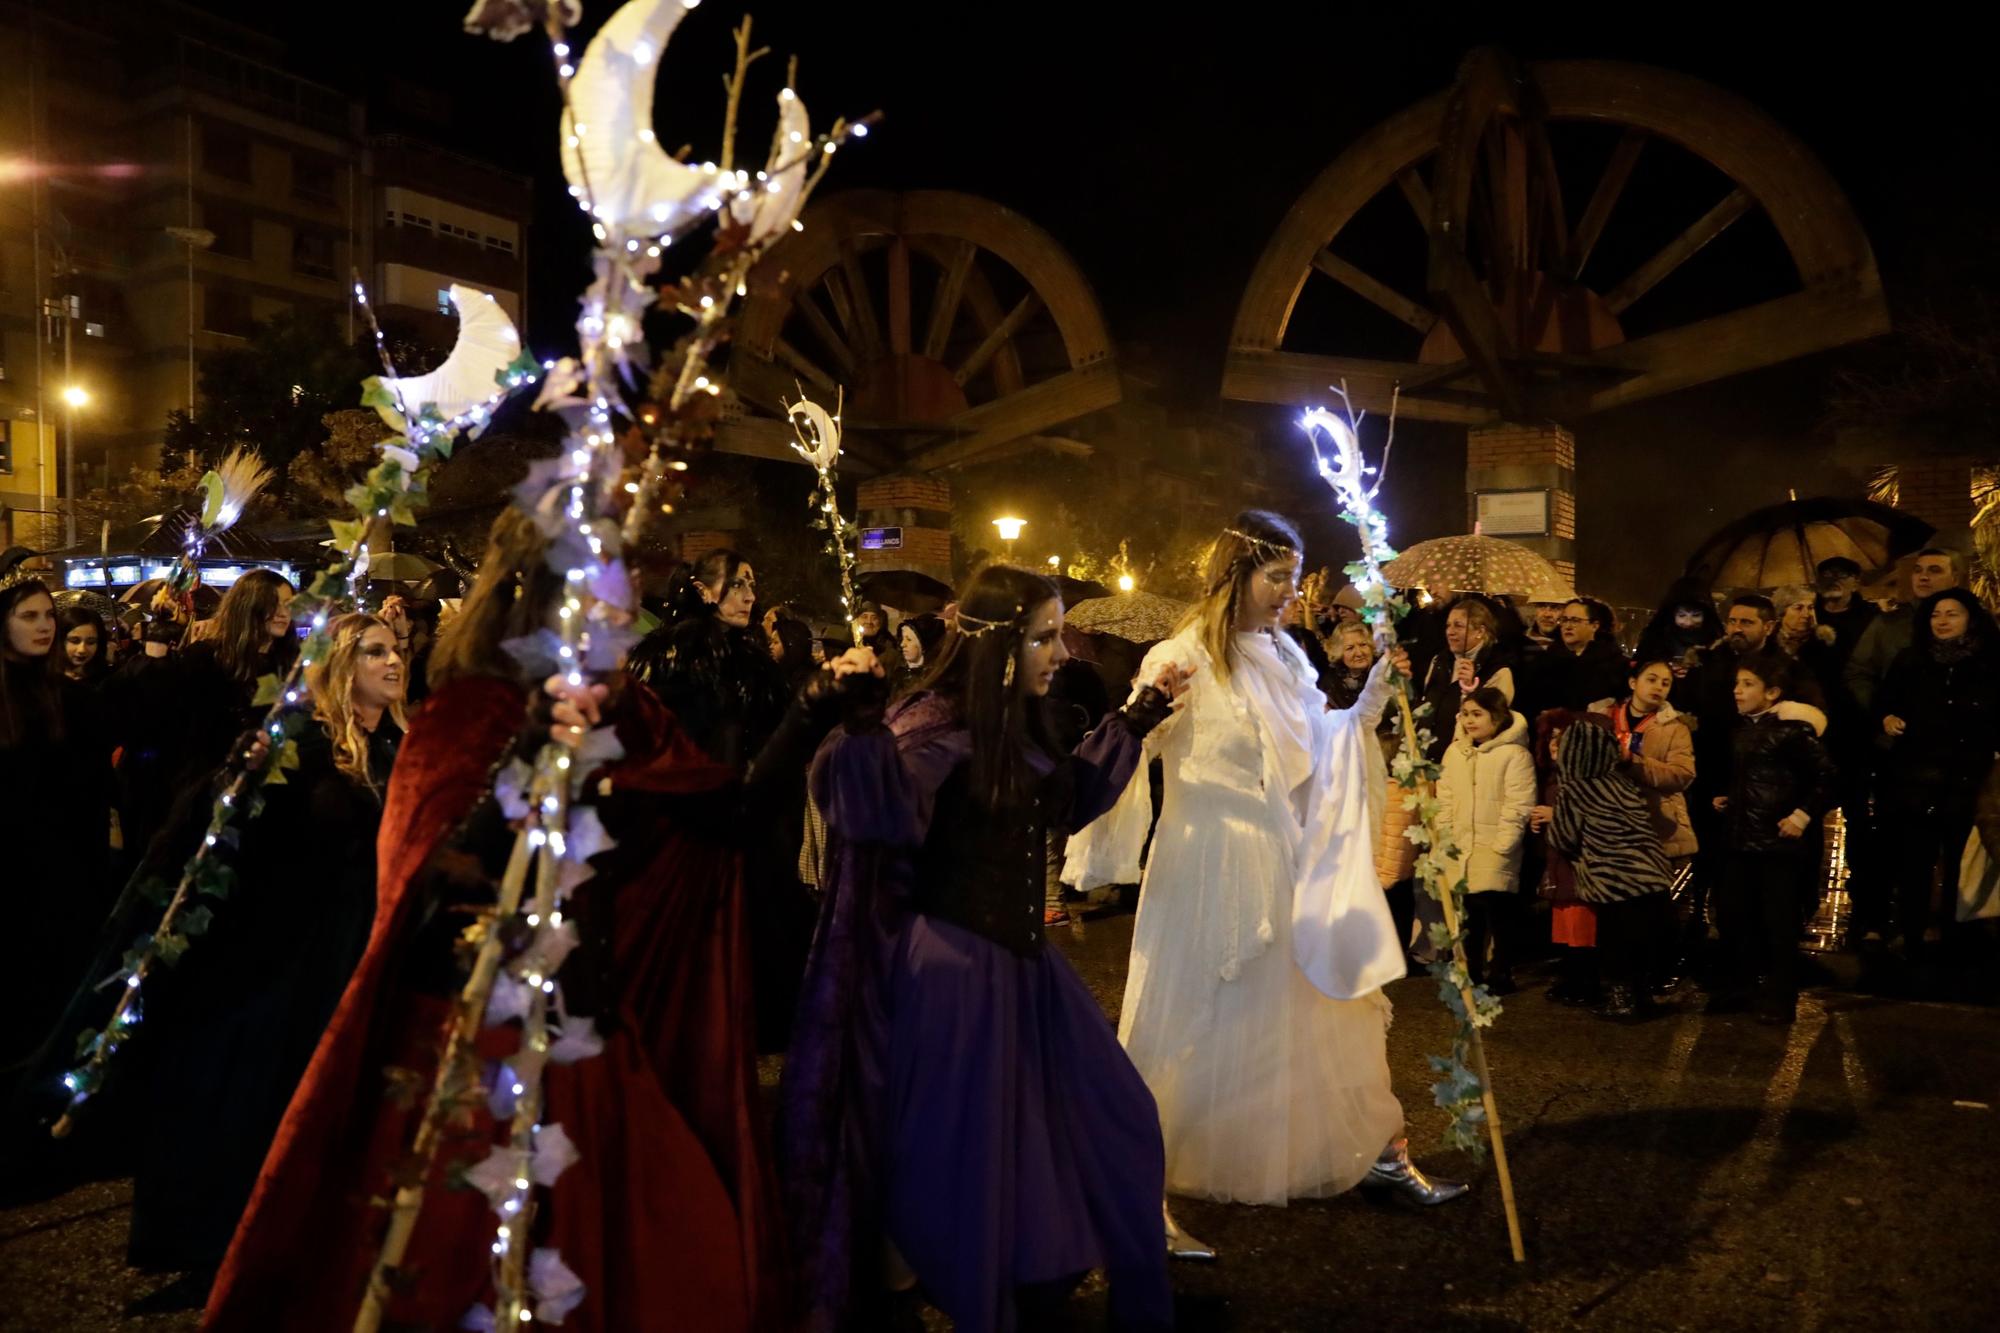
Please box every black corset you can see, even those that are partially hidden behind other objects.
[913,758,1073,956]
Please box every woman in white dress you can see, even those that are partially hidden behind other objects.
[1066,511,1465,1238]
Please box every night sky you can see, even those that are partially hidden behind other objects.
[186,0,1992,605]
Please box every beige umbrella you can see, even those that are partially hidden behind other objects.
[1381,534,1562,597]
[1683,497,1934,592]
[1064,591,1189,644]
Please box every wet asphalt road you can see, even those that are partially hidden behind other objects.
[4,908,1996,1331]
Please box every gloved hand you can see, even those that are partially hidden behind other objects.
[1117,685,1173,739]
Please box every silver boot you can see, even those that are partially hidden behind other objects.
[1164,1202,1217,1261]
[1363,1138,1469,1206]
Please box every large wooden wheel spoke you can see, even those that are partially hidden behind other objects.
[1224,56,1888,425]
[730,190,1119,475]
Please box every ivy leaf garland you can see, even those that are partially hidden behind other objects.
[51,368,532,1135]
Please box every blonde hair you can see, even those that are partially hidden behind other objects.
[1178,510,1302,681]
[308,613,408,788]
[1334,621,1373,652]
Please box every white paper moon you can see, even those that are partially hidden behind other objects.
[787,397,840,470]
[731,87,810,243]
[561,0,719,235]
[383,284,522,422]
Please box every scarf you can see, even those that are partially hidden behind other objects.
[1609,701,1656,762]
[1931,634,1979,665]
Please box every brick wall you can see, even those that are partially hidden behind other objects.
[859,526,952,573]
[1551,491,1578,541]
[677,531,739,562]
[857,474,952,511]
[1465,423,1576,471]
[1893,455,1973,533]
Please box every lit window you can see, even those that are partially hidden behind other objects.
[85,322,105,338]
[437,288,453,313]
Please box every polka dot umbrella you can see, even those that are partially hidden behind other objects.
[1380,534,1562,598]
[1064,590,1189,645]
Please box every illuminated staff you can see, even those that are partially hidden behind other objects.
[785,388,862,644]
[362,5,876,1326]
[1301,384,1525,1265]
[53,277,533,1137]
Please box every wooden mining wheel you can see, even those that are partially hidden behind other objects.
[726,189,1118,474]
[1223,52,1890,424]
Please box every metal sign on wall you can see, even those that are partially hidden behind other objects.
[1475,489,1551,538]
[860,526,904,551]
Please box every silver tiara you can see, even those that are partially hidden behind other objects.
[1223,527,1297,567]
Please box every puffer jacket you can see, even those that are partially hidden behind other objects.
[1436,710,1537,894]
[1875,640,2000,816]
[1725,701,1836,855]
[1591,699,1698,858]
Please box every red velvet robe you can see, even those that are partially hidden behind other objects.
[205,677,783,1332]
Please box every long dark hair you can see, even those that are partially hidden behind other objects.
[1911,586,1996,657]
[666,548,750,623]
[911,564,1062,808]
[1,580,63,744]
[204,568,295,683]
[56,605,109,683]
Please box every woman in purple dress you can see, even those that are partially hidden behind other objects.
[779,565,1182,1333]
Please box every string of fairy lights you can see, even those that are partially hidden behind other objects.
[355,4,875,1327]
[55,281,537,1136]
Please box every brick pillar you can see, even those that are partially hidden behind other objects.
[854,473,954,592]
[1465,422,1577,584]
[1892,453,1974,541]
[676,530,741,562]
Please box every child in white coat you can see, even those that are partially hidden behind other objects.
[1437,686,1538,992]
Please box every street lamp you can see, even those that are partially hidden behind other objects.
[61,385,87,546]
[992,515,1025,560]
[1046,554,1061,570]
[1117,573,1136,593]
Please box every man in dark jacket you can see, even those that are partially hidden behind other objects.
[1813,557,1878,664]
[1686,594,1776,937]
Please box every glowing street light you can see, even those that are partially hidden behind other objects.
[992,515,1025,559]
[1117,573,1136,593]
[1046,554,1061,569]
[62,385,89,408]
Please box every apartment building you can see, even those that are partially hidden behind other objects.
[0,1,530,548]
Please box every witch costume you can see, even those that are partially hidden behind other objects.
[778,688,1175,1333]
[206,676,785,1332]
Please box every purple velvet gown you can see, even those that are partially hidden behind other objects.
[778,692,1172,1333]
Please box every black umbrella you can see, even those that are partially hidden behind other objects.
[1684,497,1935,592]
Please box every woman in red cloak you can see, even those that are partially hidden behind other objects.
[205,511,787,1332]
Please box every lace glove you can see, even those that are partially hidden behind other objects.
[1115,684,1173,739]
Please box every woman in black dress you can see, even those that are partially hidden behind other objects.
[128,611,406,1286]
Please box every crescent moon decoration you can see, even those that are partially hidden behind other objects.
[358,6,879,1330]
[50,274,542,1147]
[785,388,861,643]
[1303,385,1528,1264]
[380,283,526,429]
[559,0,723,238]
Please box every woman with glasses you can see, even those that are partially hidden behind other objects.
[1523,596,1630,720]
[1067,511,1465,1249]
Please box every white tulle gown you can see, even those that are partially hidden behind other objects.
[1066,627,1406,1205]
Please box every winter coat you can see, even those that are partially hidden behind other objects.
[1725,702,1836,855]
[1436,710,1537,894]
[1843,606,1913,715]
[1590,699,1698,858]
[1549,720,1673,904]
[1524,637,1629,720]
[1875,640,2000,818]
